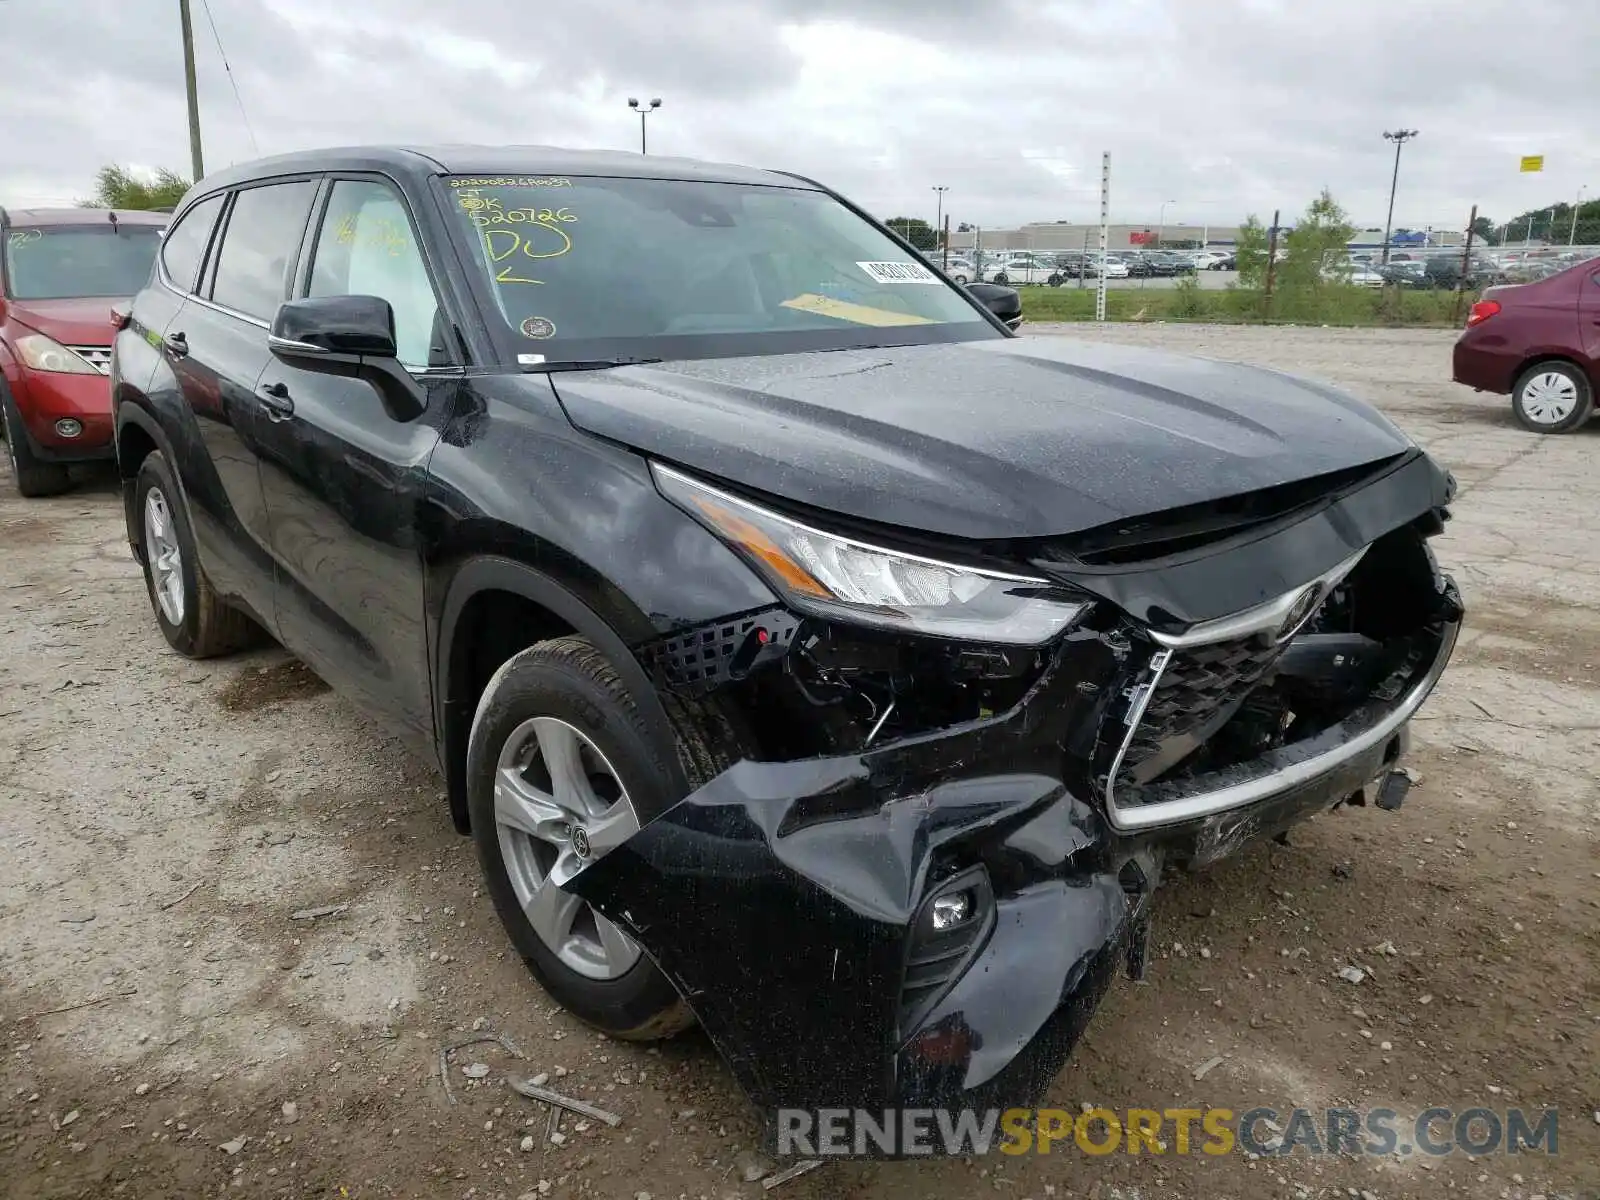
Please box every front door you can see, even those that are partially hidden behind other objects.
[254,176,450,739]
[1581,271,1600,374]
[167,179,319,618]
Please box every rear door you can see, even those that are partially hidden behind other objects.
[253,175,450,738]
[166,178,319,614]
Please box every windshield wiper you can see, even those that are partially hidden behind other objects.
[520,357,663,373]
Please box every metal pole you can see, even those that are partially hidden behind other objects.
[1264,208,1281,318]
[1453,204,1477,326]
[1096,152,1109,322]
[942,214,950,271]
[1570,187,1586,246]
[178,0,204,181]
[1079,228,1089,289]
[1380,129,1417,266]
[932,186,948,261]
[639,111,647,155]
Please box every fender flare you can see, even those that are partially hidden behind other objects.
[114,400,183,559]
[434,554,682,833]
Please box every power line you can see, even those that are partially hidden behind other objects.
[198,0,260,158]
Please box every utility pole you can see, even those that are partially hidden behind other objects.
[627,97,661,154]
[932,186,949,266]
[1096,152,1110,322]
[1380,129,1419,266]
[1264,208,1281,318]
[179,0,204,181]
[1453,204,1477,326]
[1570,187,1587,246]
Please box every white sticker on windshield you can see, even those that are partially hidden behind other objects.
[856,260,940,284]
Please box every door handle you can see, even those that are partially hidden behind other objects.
[163,332,188,358]
[257,381,295,420]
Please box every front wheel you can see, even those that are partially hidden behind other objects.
[951,273,969,285]
[1,386,71,498]
[992,273,1009,286]
[468,637,711,1040]
[134,451,263,657]
[1047,274,1063,287]
[1511,361,1594,434]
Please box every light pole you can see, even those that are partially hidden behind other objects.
[1570,186,1587,246]
[1380,129,1419,265]
[1156,199,1175,248]
[627,97,661,155]
[932,186,949,267]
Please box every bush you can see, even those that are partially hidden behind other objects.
[1017,284,1460,328]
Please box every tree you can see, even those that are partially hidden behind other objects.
[1469,215,1500,247]
[1235,214,1269,287]
[956,221,974,233]
[80,165,191,211]
[1280,188,1355,287]
[884,216,939,252]
[1502,198,1600,246]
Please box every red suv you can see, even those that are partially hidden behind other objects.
[1452,255,1600,434]
[1,208,166,495]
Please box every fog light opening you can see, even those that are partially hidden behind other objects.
[930,890,974,931]
[54,418,83,438]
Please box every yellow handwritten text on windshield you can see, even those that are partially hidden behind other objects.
[457,191,578,285]
[6,229,43,250]
[449,176,572,189]
[333,214,411,258]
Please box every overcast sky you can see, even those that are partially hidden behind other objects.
[2,0,1596,233]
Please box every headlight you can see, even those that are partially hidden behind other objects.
[15,333,99,375]
[653,463,1091,645]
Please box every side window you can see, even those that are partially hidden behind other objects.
[307,180,442,368]
[159,194,224,293]
[210,180,317,321]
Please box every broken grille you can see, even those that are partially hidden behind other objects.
[1119,635,1286,778]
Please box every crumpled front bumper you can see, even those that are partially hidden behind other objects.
[567,588,1462,1115]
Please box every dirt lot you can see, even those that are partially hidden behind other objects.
[2,325,1597,1200]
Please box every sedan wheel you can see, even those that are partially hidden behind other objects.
[1511,362,1594,434]
[493,715,643,980]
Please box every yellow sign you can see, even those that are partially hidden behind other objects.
[1520,155,1544,173]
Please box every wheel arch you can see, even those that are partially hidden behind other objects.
[434,553,682,835]
[114,399,179,564]
[1513,352,1595,393]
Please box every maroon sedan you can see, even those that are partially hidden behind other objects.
[1452,256,1600,434]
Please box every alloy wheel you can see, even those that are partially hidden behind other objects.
[142,487,186,625]
[1519,371,1579,425]
[493,716,643,980]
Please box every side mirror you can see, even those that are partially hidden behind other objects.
[268,295,424,422]
[965,282,1023,332]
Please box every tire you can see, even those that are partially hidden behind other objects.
[467,636,726,1041]
[992,273,1008,286]
[1,385,71,498]
[1047,274,1063,287]
[134,451,262,657]
[952,274,968,285]
[1510,361,1594,434]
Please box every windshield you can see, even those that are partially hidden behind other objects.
[3,224,163,300]
[438,175,997,362]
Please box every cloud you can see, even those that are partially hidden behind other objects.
[1,0,1596,231]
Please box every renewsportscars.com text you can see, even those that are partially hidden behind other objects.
[774,1106,1561,1159]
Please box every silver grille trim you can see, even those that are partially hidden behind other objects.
[1102,543,1451,832]
[67,346,112,376]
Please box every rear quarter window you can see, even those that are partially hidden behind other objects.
[160,194,225,293]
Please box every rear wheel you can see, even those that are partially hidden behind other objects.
[468,636,722,1040]
[1,387,71,498]
[1511,361,1593,434]
[1047,274,1063,287]
[992,273,1009,286]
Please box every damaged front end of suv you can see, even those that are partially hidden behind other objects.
[567,446,1463,1117]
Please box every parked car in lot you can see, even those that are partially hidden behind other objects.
[1,207,166,496]
[111,145,1462,1121]
[1453,257,1600,433]
[983,257,1064,286]
[1348,265,1387,288]
[1207,253,1237,271]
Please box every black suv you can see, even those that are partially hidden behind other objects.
[111,146,1463,1122]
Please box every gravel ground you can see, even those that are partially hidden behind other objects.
[2,324,1597,1199]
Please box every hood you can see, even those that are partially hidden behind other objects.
[3,297,123,347]
[551,336,1415,540]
